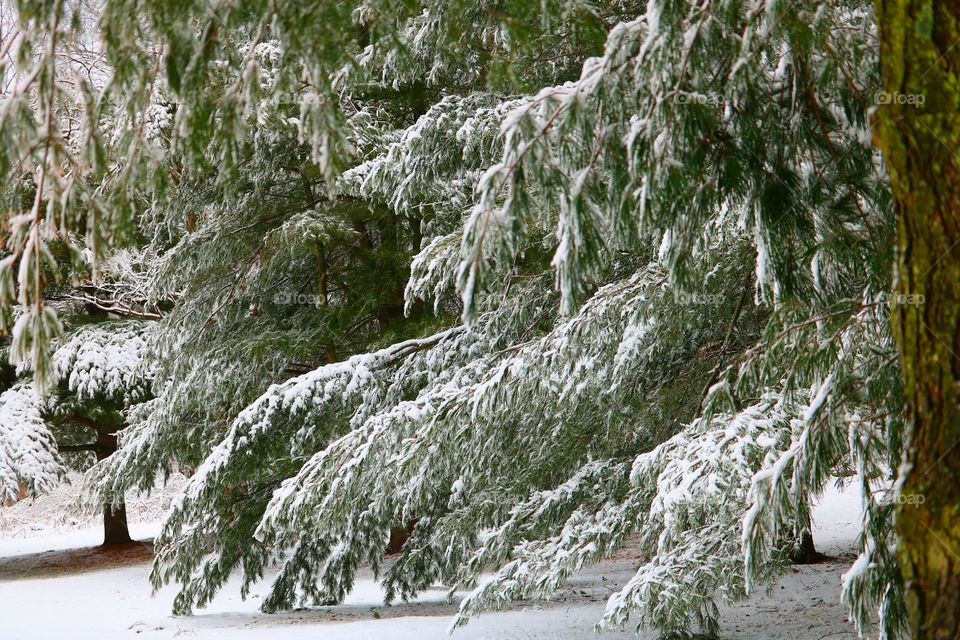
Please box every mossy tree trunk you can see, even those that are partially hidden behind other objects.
[874,3,960,638]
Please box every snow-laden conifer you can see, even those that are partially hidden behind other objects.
[2,0,910,636]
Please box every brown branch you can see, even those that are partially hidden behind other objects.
[57,443,96,453]
[698,269,754,413]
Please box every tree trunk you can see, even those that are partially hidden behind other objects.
[386,520,418,555]
[95,428,132,546]
[103,503,131,545]
[874,3,960,637]
[790,531,825,564]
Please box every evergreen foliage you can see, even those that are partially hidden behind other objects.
[0,315,152,511]
[0,382,59,503]
[0,0,917,637]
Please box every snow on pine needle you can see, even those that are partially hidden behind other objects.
[0,384,63,504]
[8,0,907,638]
[0,320,154,505]
[52,321,153,405]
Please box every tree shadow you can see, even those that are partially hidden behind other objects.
[0,538,154,581]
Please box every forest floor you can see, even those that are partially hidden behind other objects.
[0,479,863,640]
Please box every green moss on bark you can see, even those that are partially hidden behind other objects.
[875,2,960,638]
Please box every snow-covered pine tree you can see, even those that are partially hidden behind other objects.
[47,318,153,543]
[0,314,153,543]
[0,0,923,637]
[82,92,443,520]
[105,1,901,637]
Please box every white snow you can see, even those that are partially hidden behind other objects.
[811,480,863,557]
[0,384,61,503]
[52,321,153,404]
[0,481,863,639]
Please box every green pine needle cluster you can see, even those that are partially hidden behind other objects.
[0,1,910,638]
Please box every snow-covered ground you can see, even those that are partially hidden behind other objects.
[0,481,863,639]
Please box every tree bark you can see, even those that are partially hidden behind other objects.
[386,520,418,555]
[874,3,960,638]
[94,428,132,546]
[790,531,825,564]
[103,503,131,545]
